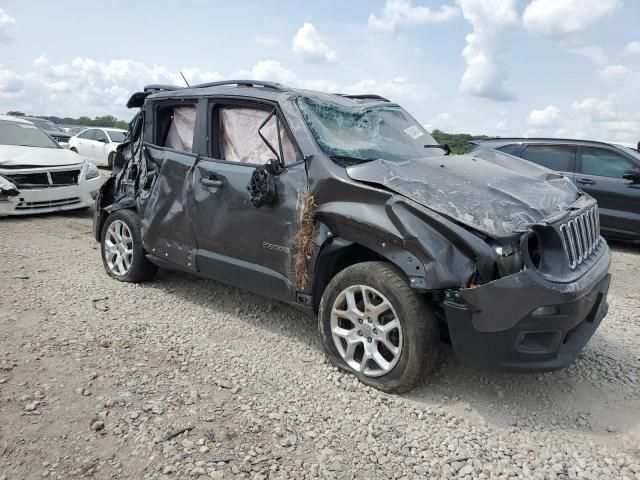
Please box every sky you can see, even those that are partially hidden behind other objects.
[0,0,639,142]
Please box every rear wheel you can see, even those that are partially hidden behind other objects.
[318,261,439,393]
[107,152,115,169]
[100,209,157,283]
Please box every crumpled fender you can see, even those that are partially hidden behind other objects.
[312,194,497,291]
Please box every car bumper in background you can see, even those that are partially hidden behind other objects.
[443,245,611,371]
[0,174,102,217]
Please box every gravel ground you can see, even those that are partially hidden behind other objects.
[1,208,640,480]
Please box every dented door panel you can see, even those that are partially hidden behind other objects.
[140,145,198,271]
[192,158,307,300]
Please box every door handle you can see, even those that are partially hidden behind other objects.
[575,178,595,185]
[200,178,224,188]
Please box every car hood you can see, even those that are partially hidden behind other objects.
[346,148,580,239]
[0,145,83,168]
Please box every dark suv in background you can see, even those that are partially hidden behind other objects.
[470,138,640,243]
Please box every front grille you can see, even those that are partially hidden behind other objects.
[559,205,600,270]
[15,197,81,210]
[4,169,80,189]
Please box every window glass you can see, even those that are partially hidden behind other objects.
[578,147,636,178]
[107,130,126,143]
[497,144,522,156]
[94,130,109,142]
[0,120,60,148]
[218,107,297,165]
[520,145,574,171]
[81,129,96,140]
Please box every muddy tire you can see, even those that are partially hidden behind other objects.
[100,209,157,283]
[318,261,439,393]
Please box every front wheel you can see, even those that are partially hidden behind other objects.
[318,261,439,393]
[100,209,157,283]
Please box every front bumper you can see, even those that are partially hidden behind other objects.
[443,243,611,372]
[0,175,102,216]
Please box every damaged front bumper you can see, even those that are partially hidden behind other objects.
[443,244,611,372]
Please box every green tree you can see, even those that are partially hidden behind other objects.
[6,111,26,116]
[431,129,491,155]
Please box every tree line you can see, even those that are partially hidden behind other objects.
[6,111,128,129]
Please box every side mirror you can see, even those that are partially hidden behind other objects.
[98,138,108,143]
[623,168,640,183]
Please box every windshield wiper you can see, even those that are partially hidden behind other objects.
[424,144,451,155]
[329,155,377,167]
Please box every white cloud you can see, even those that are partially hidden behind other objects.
[599,64,635,81]
[523,0,621,39]
[622,41,640,57]
[423,112,455,131]
[456,0,518,102]
[567,45,606,64]
[292,23,337,64]
[0,9,16,44]
[571,95,619,122]
[368,0,459,31]
[233,59,297,84]
[255,36,280,46]
[527,105,560,127]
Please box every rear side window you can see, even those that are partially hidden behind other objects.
[520,145,575,171]
[94,130,108,142]
[217,107,297,165]
[578,147,636,179]
[157,104,197,152]
[497,144,522,156]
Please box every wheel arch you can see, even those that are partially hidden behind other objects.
[310,225,429,311]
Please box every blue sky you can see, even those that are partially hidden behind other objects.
[0,0,638,142]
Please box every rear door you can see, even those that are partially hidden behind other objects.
[74,129,95,157]
[92,129,111,166]
[191,98,307,301]
[139,100,201,272]
[518,144,576,180]
[576,146,640,240]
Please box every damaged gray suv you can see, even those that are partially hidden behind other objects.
[94,80,611,393]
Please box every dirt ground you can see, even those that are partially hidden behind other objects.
[1,207,639,479]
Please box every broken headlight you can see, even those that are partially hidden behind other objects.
[85,161,100,180]
[494,242,523,277]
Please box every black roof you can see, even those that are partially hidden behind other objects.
[129,79,392,109]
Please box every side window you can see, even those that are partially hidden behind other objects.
[497,144,522,156]
[520,145,574,171]
[157,104,197,152]
[80,129,94,140]
[217,106,297,165]
[94,130,108,143]
[578,147,636,179]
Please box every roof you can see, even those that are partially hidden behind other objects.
[0,114,33,124]
[470,137,632,149]
[140,79,393,108]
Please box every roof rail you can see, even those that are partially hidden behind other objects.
[143,80,288,94]
[189,79,288,91]
[335,94,391,102]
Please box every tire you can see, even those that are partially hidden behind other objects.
[100,209,157,283]
[107,152,115,169]
[318,261,439,393]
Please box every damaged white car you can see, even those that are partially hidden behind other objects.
[0,115,103,216]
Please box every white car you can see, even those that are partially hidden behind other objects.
[0,115,102,216]
[69,127,127,168]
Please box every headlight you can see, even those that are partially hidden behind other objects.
[494,242,523,277]
[85,161,99,180]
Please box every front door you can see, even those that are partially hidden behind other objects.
[576,146,640,240]
[192,101,306,301]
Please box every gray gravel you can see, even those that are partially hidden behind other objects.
[1,210,640,479]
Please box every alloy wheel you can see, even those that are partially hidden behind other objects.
[104,220,134,276]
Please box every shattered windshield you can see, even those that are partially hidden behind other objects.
[297,96,441,166]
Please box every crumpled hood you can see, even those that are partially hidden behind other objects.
[347,148,580,239]
[0,145,83,168]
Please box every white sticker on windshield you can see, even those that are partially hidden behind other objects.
[404,125,424,140]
